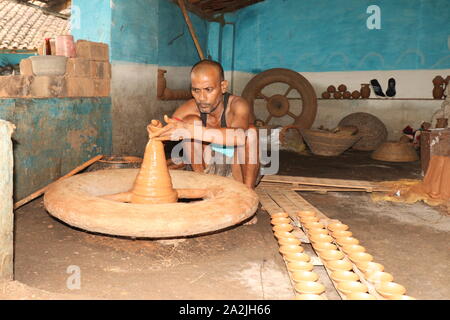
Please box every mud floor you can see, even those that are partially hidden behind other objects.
[9,150,450,299]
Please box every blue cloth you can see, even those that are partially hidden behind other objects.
[210,143,235,157]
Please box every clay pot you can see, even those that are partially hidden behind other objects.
[271,211,289,218]
[322,91,331,99]
[325,260,353,271]
[335,236,360,246]
[271,217,291,225]
[346,292,377,300]
[303,221,325,230]
[331,230,352,238]
[327,85,336,93]
[307,228,329,236]
[297,210,316,218]
[338,84,347,92]
[366,271,394,284]
[278,237,301,246]
[351,90,361,99]
[337,281,368,295]
[327,221,349,232]
[355,261,384,274]
[272,224,294,233]
[284,252,311,263]
[286,261,314,272]
[333,91,342,99]
[309,234,333,244]
[273,231,295,239]
[295,294,324,300]
[294,281,325,295]
[341,244,366,254]
[375,282,406,298]
[348,252,374,263]
[330,270,360,283]
[292,270,319,282]
[433,85,444,99]
[432,75,445,86]
[343,91,352,99]
[312,242,337,253]
[360,84,371,99]
[300,216,319,224]
[279,244,304,255]
[318,249,345,261]
[435,118,448,128]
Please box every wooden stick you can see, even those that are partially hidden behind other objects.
[13,155,103,210]
[177,0,205,60]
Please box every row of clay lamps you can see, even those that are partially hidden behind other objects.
[270,212,327,300]
[297,210,415,300]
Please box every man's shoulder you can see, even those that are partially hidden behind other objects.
[229,95,250,112]
[173,99,199,117]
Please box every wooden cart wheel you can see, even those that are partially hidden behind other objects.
[242,68,318,128]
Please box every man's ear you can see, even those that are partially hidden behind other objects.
[221,80,229,93]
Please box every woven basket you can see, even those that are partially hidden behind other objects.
[371,142,418,162]
[300,129,360,156]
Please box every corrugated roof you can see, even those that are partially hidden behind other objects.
[0,0,69,50]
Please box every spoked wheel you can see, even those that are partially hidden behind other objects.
[242,68,318,128]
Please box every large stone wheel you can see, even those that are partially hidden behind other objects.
[44,169,259,238]
[242,68,318,128]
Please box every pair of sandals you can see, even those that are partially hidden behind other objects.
[370,78,396,97]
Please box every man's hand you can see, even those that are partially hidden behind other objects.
[149,115,193,141]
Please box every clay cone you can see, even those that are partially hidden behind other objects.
[129,122,178,204]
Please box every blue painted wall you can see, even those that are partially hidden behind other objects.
[0,53,35,67]
[224,0,450,73]
[0,98,112,200]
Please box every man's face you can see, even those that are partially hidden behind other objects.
[191,68,227,114]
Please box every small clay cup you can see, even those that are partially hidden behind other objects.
[348,252,374,264]
[330,270,359,283]
[333,91,342,99]
[271,212,289,219]
[279,244,304,255]
[366,271,394,284]
[375,282,406,298]
[284,252,311,263]
[307,228,329,236]
[273,231,295,239]
[327,85,336,93]
[271,217,291,225]
[291,270,319,282]
[331,230,352,238]
[327,221,349,232]
[337,281,368,295]
[338,84,347,92]
[322,91,331,99]
[295,294,324,300]
[318,249,345,261]
[335,236,359,246]
[294,281,325,295]
[272,224,294,233]
[355,261,384,274]
[345,292,377,300]
[325,260,353,271]
[311,242,337,253]
[278,237,301,246]
[297,210,316,218]
[286,261,314,272]
[351,90,360,99]
[303,222,325,230]
[300,216,320,224]
[341,244,366,255]
[309,234,334,244]
[343,91,352,99]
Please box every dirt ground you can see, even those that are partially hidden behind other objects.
[7,149,450,300]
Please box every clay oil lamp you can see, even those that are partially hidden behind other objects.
[271,217,291,225]
[300,216,319,224]
[307,228,329,236]
[278,237,301,246]
[272,223,294,233]
[271,212,289,219]
[327,221,349,232]
[348,252,374,264]
[294,281,325,295]
[366,271,394,284]
[355,261,384,274]
[303,221,326,230]
[337,281,368,295]
[318,249,345,261]
[375,282,406,299]
[388,294,416,300]
[284,252,311,263]
[309,234,334,244]
[345,292,377,300]
[279,244,304,255]
[330,270,359,283]
[331,230,352,238]
[312,242,337,253]
[295,294,324,300]
[335,236,360,246]
[286,261,314,272]
[297,210,316,218]
[274,231,296,240]
[341,244,366,255]
[325,259,353,272]
[291,270,319,282]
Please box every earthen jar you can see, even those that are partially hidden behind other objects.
[284,252,311,263]
[333,91,342,99]
[360,84,371,98]
[322,91,331,99]
[435,117,448,128]
[343,91,352,99]
[351,90,361,99]
[294,281,325,295]
[327,85,336,93]
[432,75,445,86]
[433,85,444,99]
[337,281,368,295]
[338,84,347,92]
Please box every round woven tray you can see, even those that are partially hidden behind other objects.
[338,112,388,151]
[371,141,419,162]
[300,129,360,156]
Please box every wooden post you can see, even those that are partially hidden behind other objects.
[177,0,205,60]
[0,120,15,281]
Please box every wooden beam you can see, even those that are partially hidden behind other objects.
[177,0,205,59]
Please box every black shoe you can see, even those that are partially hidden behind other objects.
[370,79,385,97]
[386,77,396,97]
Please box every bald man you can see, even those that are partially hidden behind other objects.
[150,59,260,192]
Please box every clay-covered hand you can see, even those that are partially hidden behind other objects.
[147,119,164,137]
[149,115,194,141]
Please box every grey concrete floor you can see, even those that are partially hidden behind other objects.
[11,150,450,300]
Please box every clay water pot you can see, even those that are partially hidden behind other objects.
[331,230,352,238]
[327,222,349,232]
[271,217,291,225]
[360,84,371,99]
[348,252,374,264]
[375,282,406,298]
[273,223,294,233]
[341,244,366,254]
[300,216,320,224]
[294,281,325,295]
[322,91,331,99]
[318,249,345,261]
[286,261,314,272]
[303,221,325,230]
[279,244,304,255]
[338,84,347,92]
[297,210,316,218]
[351,90,361,99]
[325,260,353,271]
[335,236,360,246]
[333,91,342,99]
[309,234,334,244]
[436,118,448,128]
[284,252,311,263]
[345,292,377,300]
[278,237,301,246]
[327,85,336,93]
[295,294,324,300]
[292,270,319,282]
[307,228,329,236]
[432,75,445,86]
[330,270,359,283]
[312,242,337,253]
[355,261,384,274]
[273,231,295,239]
[366,271,394,284]
[337,281,368,295]
[271,212,289,219]
[433,85,444,99]
[343,91,352,99]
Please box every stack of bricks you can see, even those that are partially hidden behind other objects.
[0,40,110,98]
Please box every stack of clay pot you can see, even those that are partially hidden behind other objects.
[432,75,449,100]
[271,211,326,300]
[321,84,367,100]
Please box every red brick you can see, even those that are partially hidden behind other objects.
[19,58,34,76]
[93,79,110,97]
[90,61,111,79]
[66,58,92,77]
[65,77,95,97]
[30,76,65,98]
[76,40,109,61]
